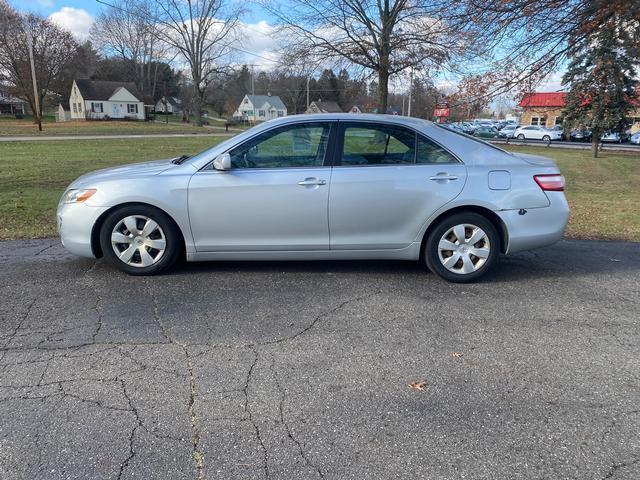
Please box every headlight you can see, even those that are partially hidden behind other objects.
[61,188,97,204]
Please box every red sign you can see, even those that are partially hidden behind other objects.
[433,107,450,118]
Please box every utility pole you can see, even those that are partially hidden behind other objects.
[25,24,41,131]
[407,67,413,117]
[306,75,310,110]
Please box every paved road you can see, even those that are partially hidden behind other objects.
[490,138,640,153]
[1,239,639,479]
[0,132,235,142]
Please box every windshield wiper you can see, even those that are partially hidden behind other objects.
[171,154,190,165]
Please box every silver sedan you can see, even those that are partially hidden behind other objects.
[57,114,569,282]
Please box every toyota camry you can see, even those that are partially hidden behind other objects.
[57,114,569,282]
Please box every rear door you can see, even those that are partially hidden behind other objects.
[328,121,466,250]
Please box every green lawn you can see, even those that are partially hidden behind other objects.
[0,137,222,239]
[0,139,638,241]
[502,145,640,241]
[0,116,229,136]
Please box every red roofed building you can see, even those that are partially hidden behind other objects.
[518,92,567,128]
[518,91,640,132]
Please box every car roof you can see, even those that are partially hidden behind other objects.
[260,113,434,130]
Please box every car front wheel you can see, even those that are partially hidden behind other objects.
[517,134,525,140]
[424,213,500,283]
[542,135,551,142]
[99,205,182,275]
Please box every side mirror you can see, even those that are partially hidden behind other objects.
[213,153,231,171]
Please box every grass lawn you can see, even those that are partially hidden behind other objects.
[0,139,638,241]
[0,116,229,136]
[502,145,640,241]
[0,137,222,239]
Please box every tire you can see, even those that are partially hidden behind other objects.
[99,204,182,275]
[542,135,550,142]
[517,134,525,140]
[424,212,500,283]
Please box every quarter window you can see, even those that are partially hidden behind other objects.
[416,135,459,164]
[228,122,331,169]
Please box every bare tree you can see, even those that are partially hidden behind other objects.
[91,0,172,99]
[153,0,242,126]
[0,2,78,123]
[262,0,474,113]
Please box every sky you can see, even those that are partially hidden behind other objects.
[9,0,565,96]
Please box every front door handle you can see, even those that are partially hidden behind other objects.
[430,173,458,181]
[298,178,327,186]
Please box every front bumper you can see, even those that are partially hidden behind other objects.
[497,191,570,254]
[57,202,110,258]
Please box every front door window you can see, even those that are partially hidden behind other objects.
[228,123,331,169]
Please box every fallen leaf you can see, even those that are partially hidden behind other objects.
[451,351,463,358]
[408,381,427,391]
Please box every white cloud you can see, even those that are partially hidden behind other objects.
[48,7,93,41]
[234,20,281,69]
[537,71,567,92]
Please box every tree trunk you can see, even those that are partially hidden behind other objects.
[193,86,203,126]
[591,135,599,158]
[378,69,389,114]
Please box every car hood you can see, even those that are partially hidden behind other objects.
[70,159,177,188]
[512,152,557,167]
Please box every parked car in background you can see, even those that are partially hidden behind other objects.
[550,125,565,140]
[474,126,499,139]
[570,128,592,142]
[57,113,569,283]
[462,123,477,135]
[600,131,629,143]
[498,124,518,138]
[514,126,562,141]
[630,132,640,145]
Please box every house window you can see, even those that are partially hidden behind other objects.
[92,102,103,113]
[258,110,265,117]
[277,110,284,117]
[78,103,82,113]
[531,117,539,126]
[555,116,562,125]
[127,104,138,114]
[243,110,254,117]
[243,98,249,104]
[73,103,77,113]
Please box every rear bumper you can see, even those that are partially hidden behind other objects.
[57,202,110,258]
[498,192,570,254]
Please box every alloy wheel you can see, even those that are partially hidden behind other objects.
[437,223,491,275]
[111,215,166,267]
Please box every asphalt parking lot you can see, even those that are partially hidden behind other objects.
[1,238,639,480]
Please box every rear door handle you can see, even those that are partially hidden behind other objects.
[430,173,458,181]
[298,178,327,186]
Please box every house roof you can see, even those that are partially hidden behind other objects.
[158,96,182,107]
[74,79,143,102]
[247,94,286,110]
[311,100,343,113]
[519,92,567,108]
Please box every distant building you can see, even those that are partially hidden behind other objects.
[518,92,567,128]
[154,96,183,115]
[0,88,26,116]
[305,99,343,114]
[233,94,287,122]
[348,105,363,114]
[69,79,145,120]
[56,101,71,122]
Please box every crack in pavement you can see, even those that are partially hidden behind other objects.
[2,298,37,348]
[243,346,269,479]
[602,457,640,479]
[272,358,324,478]
[117,378,142,480]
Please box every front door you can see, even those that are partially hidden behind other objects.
[328,121,467,250]
[188,122,334,251]
[111,103,121,118]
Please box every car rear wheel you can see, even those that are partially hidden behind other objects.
[424,213,500,283]
[99,205,182,275]
[517,134,525,140]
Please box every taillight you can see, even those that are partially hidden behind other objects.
[534,174,565,191]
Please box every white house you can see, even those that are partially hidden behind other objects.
[69,79,145,120]
[305,99,343,114]
[154,96,183,114]
[0,87,26,115]
[233,94,287,122]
